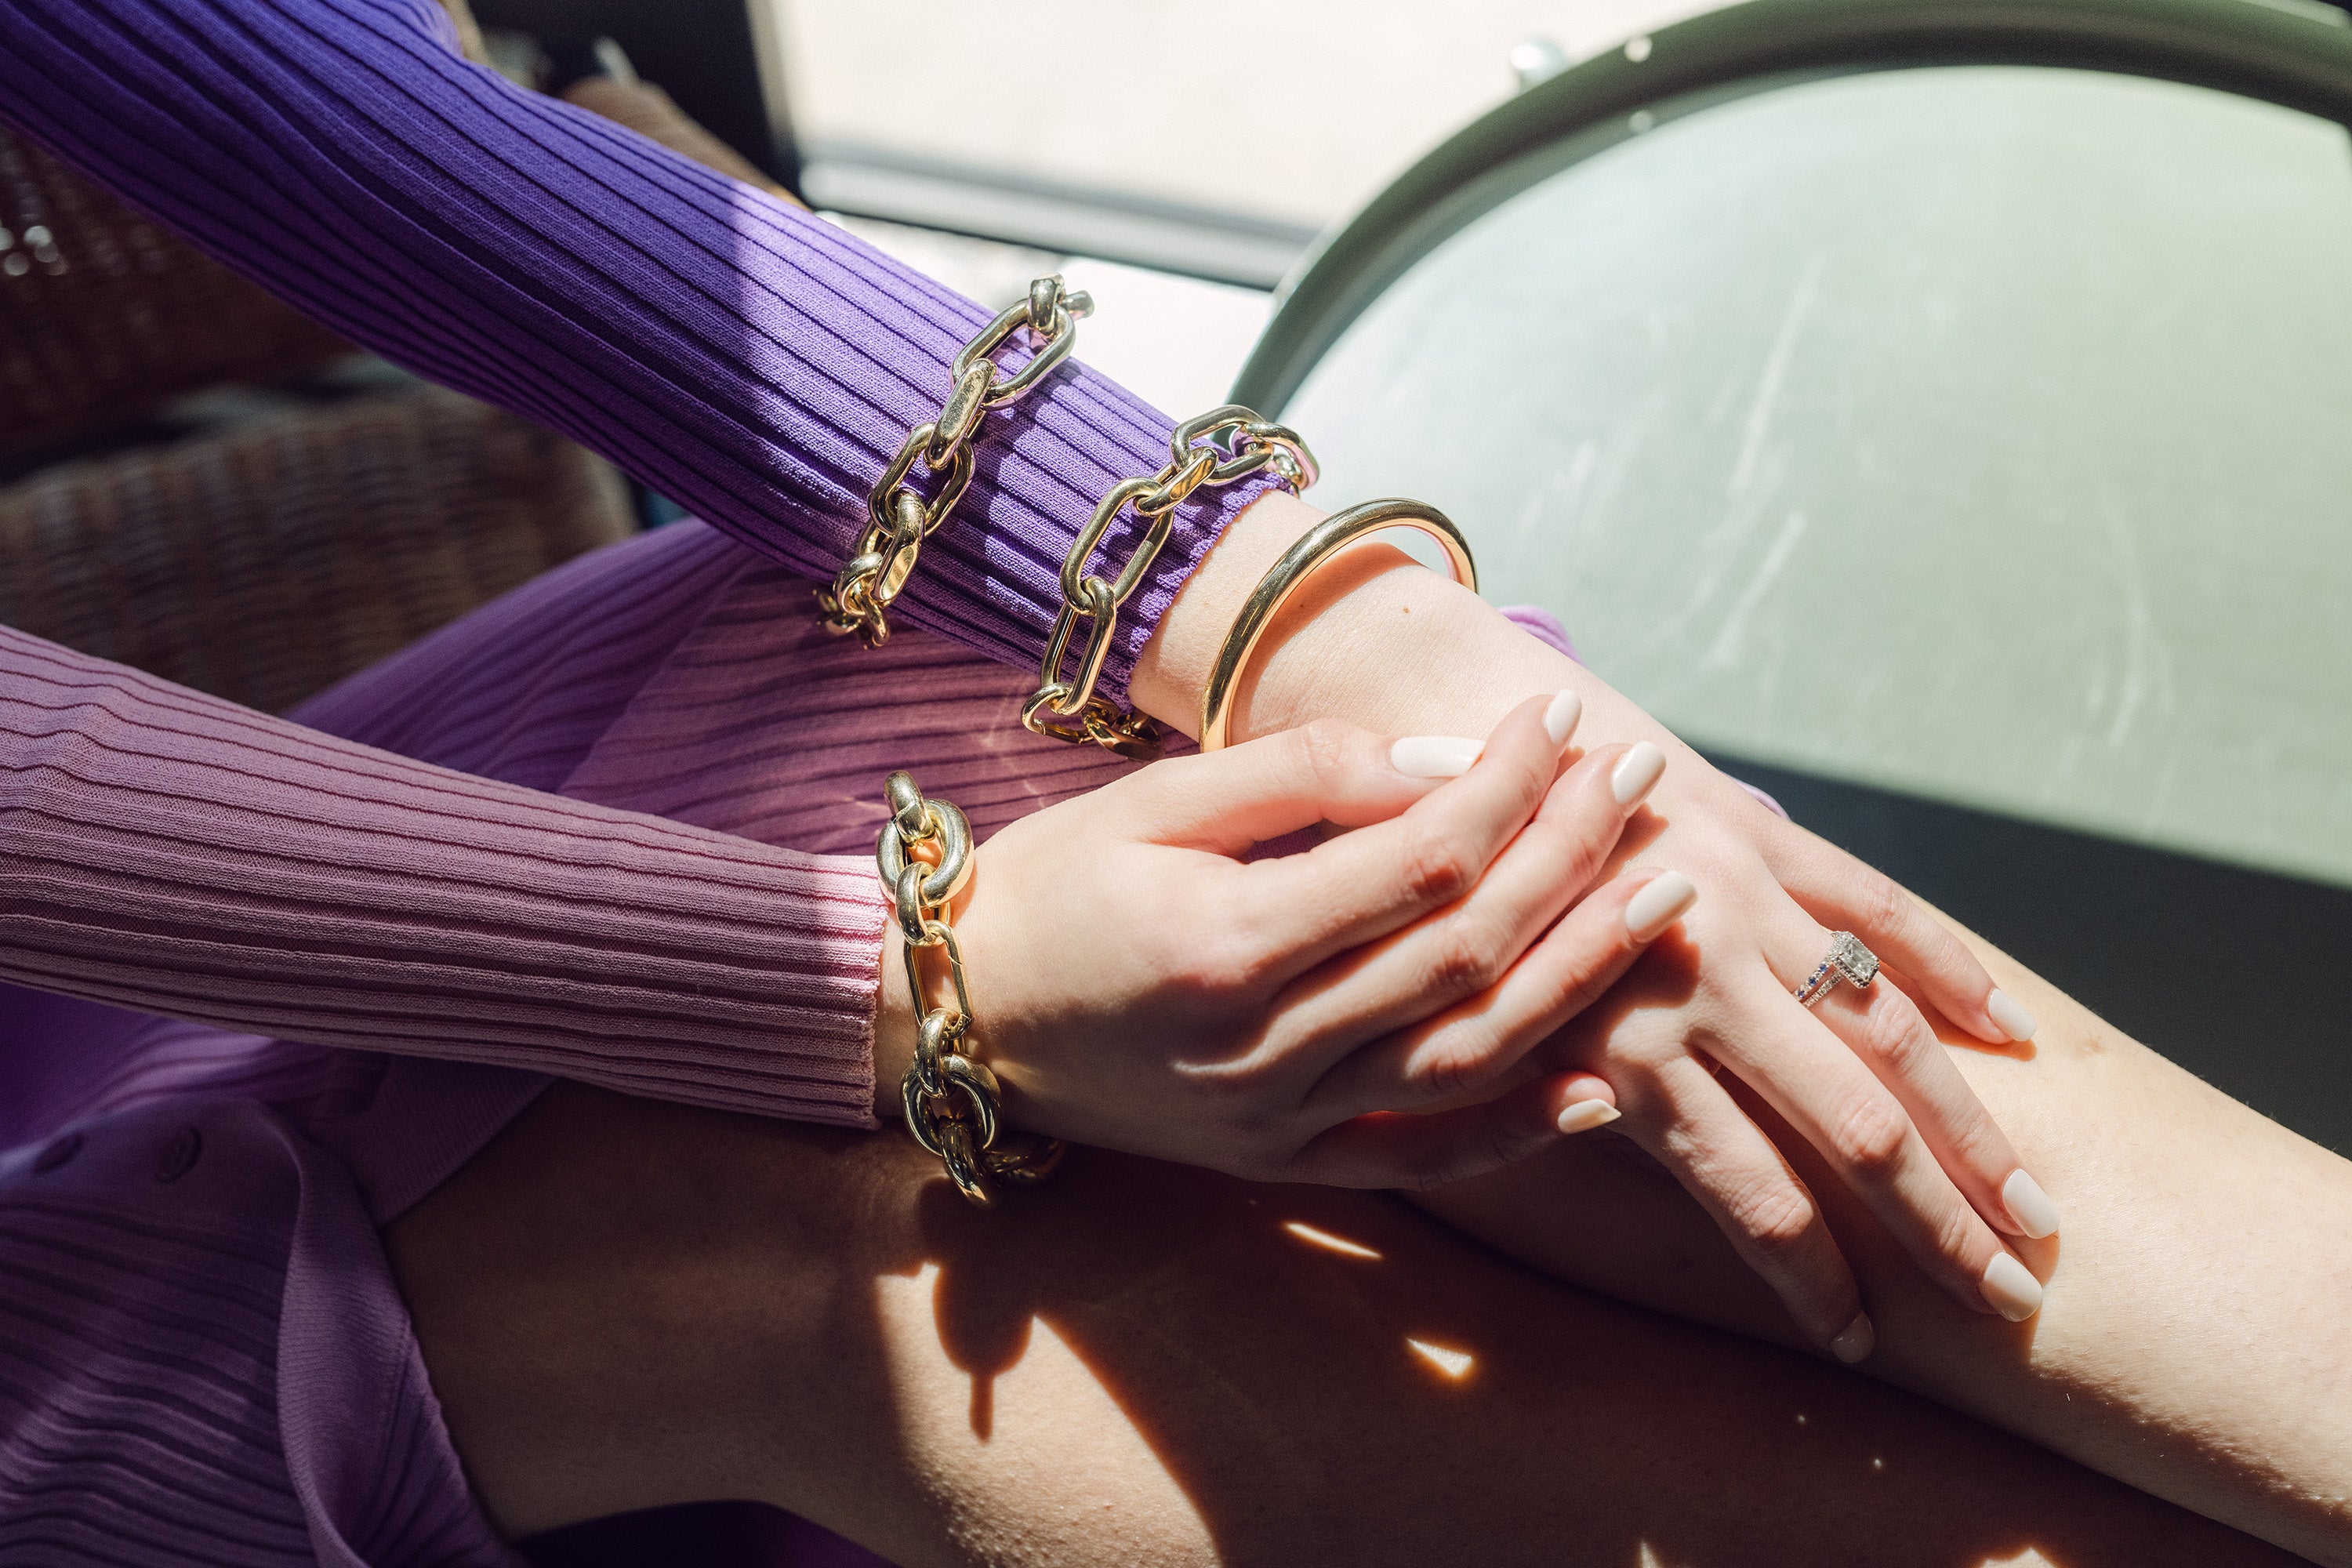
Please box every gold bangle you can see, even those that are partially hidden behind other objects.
[1198,499,1478,753]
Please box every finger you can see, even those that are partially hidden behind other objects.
[1596,1051,1874,1361]
[1240,691,1584,975]
[1283,1071,1616,1192]
[1711,969,2037,1321]
[1117,718,1444,853]
[1760,820,2034,1047]
[1272,743,1642,1068]
[1808,968,2059,1241]
[1303,865,1695,1123]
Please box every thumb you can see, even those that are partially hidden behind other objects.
[1121,719,1463,854]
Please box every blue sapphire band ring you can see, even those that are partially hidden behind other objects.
[1795,931,1879,1008]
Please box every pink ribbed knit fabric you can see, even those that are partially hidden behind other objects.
[0,577,889,1137]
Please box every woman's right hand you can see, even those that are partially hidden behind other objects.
[879,693,1691,1192]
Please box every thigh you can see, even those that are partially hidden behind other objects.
[384,1083,2293,1568]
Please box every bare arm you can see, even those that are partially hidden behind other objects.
[1419,931,2352,1565]
[1130,492,2352,1561]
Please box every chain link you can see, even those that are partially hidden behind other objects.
[1022,405,1319,759]
[877,770,1065,1207]
[817,277,1094,647]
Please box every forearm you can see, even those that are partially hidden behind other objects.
[1416,936,2352,1563]
[2,628,886,1124]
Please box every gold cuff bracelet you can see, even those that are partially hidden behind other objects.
[1198,498,1479,753]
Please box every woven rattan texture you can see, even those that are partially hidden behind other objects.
[0,386,634,712]
[0,126,351,461]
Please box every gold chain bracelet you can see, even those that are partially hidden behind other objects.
[818,277,1093,647]
[1021,405,1319,760]
[877,770,1065,1207]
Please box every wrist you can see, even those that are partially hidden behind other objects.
[1131,485,1581,743]
[870,916,914,1121]
[1131,488,1484,740]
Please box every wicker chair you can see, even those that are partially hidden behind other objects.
[0,384,633,713]
[0,0,809,714]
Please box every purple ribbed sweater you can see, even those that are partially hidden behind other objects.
[0,0,1272,702]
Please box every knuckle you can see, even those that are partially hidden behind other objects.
[1828,1090,1912,1178]
[1860,869,1914,942]
[1403,1033,1487,1104]
[1531,808,1606,877]
[1423,914,1507,999]
[1733,1181,1820,1258]
[1396,820,1478,908]
[1931,1203,1984,1270]
[1295,718,1355,796]
[1851,994,1926,1074]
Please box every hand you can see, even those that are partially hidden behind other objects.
[1131,492,2061,1358]
[880,696,1697,1191]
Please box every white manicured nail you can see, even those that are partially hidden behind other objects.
[2002,1169,2060,1240]
[1831,1313,1875,1365]
[1557,1098,1621,1135]
[1611,741,1666,809]
[1391,735,1481,779]
[1987,988,2038,1043]
[1542,688,1584,749]
[1980,1253,2044,1322]
[1623,871,1697,941]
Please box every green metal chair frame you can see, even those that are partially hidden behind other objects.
[1234,0,2352,416]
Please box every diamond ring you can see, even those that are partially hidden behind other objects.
[1795,931,1879,1008]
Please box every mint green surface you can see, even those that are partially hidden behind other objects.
[1287,66,2352,886]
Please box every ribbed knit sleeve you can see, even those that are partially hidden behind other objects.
[0,626,887,1127]
[0,0,1272,702]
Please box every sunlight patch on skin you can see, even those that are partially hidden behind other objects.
[873,1264,1208,1553]
[1283,1221,1383,1260]
[1404,1338,1474,1379]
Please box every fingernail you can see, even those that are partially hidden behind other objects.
[1623,871,1697,941]
[2002,1169,2060,1240]
[1611,741,1666,810]
[1542,688,1584,749]
[1987,988,2038,1043]
[1980,1253,2044,1322]
[1390,735,1482,779]
[1557,1098,1621,1135]
[1831,1312,1875,1365]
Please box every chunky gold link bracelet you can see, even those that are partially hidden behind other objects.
[877,770,1065,1207]
[818,276,1093,647]
[1022,405,1319,760]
